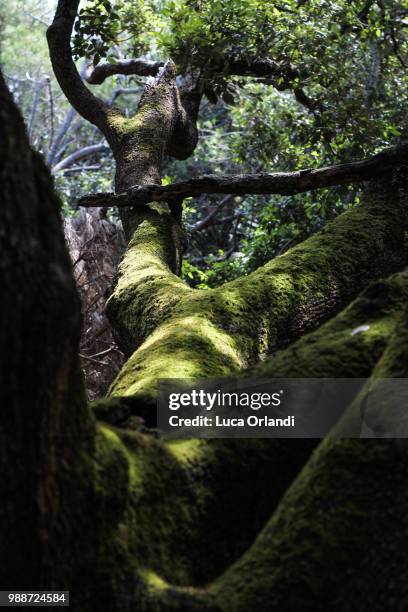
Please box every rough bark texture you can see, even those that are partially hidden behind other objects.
[108,60,198,239]
[91,271,408,612]
[0,72,95,590]
[212,307,408,612]
[85,58,166,84]
[48,0,201,243]
[78,143,408,208]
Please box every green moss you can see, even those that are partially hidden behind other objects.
[111,314,245,398]
[166,439,209,463]
[107,95,170,143]
[107,203,190,355]
[110,177,408,399]
[212,435,407,612]
[250,273,408,378]
[92,178,408,610]
[86,419,316,597]
[141,570,169,592]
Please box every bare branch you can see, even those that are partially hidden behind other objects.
[63,165,101,173]
[47,65,89,167]
[22,9,51,27]
[52,143,109,174]
[86,55,303,84]
[107,87,140,106]
[47,106,77,166]
[47,0,108,130]
[28,76,50,141]
[85,58,165,85]
[84,52,318,111]
[78,144,408,208]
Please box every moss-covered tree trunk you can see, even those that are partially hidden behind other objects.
[2,56,408,612]
[106,172,408,409]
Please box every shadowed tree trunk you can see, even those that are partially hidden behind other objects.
[0,71,94,590]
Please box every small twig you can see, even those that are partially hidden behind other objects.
[84,346,121,359]
[79,353,110,366]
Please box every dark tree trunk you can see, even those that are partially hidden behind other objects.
[0,72,95,590]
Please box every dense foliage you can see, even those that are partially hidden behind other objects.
[2,0,408,287]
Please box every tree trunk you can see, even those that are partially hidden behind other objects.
[212,313,408,612]
[3,64,408,612]
[0,73,94,590]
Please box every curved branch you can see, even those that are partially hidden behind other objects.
[78,144,408,207]
[83,53,318,111]
[47,0,108,130]
[51,143,110,174]
[85,58,165,85]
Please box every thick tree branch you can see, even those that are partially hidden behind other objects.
[78,144,408,208]
[85,58,165,84]
[84,55,302,85]
[47,0,108,130]
[225,56,302,81]
[84,52,318,110]
[108,173,408,393]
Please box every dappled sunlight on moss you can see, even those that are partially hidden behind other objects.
[111,314,245,397]
[251,273,408,379]
[111,177,407,397]
[166,439,209,463]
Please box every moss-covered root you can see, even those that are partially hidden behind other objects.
[249,272,408,378]
[211,307,408,612]
[110,175,408,400]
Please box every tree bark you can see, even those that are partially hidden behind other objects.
[212,310,408,612]
[0,72,95,590]
[108,60,198,240]
[78,143,408,208]
[3,2,408,607]
[47,1,201,244]
[91,271,408,612]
